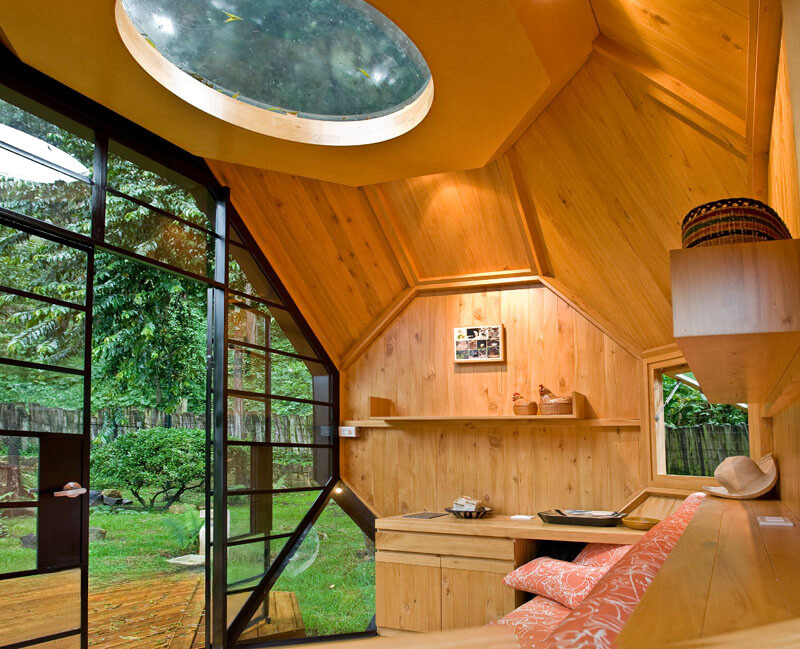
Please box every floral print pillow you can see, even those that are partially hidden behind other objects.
[503,557,606,609]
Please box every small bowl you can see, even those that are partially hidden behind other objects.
[445,507,493,519]
[621,516,660,531]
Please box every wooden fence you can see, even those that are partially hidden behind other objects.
[665,424,749,476]
[0,403,314,446]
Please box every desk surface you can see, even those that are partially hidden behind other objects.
[377,512,647,545]
[617,498,800,648]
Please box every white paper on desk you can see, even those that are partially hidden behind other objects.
[510,515,533,520]
[758,516,795,527]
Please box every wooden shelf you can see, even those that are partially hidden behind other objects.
[342,417,640,428]
[341,393,640,428]
[671,239,800,405]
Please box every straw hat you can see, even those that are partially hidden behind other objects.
[702,454,778,500]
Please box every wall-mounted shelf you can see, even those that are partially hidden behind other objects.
[671,239,800,405]
[340,394,640,429]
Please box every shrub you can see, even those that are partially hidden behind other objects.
[91,427,204,509]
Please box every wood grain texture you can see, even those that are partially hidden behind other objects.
[375,560,442,632]
[376,514,646,544]
[377,161,532,280]
[772,397,800,520]
[592,0,749,119]
[513,57,750,353]
[618,498,800,648]
[768,36,800,237]
[671,239,800,404]
[208,160,410,362]
[341,285,645,516]
[440,566,516,629]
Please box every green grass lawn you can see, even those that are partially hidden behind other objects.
[1,488,375,637]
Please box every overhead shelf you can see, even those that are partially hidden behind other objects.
[341,394,640,428]
[671,239,800,405]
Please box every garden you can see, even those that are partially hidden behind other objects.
[0,94,374,639]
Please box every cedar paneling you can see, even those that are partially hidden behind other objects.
[341,285,644,516]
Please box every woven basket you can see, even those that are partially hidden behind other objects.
[681,197,791,248]
[540,397,573,416]
[513,402,538,416]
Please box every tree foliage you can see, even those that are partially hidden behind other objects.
[91,427,205,509]
[663,376,748,428]
[0,95,317,420]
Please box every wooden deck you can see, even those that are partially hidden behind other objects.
[89,575,206,649]
[1,571,304,649]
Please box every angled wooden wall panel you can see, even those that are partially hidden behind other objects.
[340,284,644,515]
[768,36,800,237]
[591,0,749,120]
[512,57,749,352]
[208,160,410,362]
[378,161,532,280]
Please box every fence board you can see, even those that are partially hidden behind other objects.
[666,424,749,476]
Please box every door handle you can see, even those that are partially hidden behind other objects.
[54,482,87,498]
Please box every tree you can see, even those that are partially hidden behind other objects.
[663,376,748,427]
[91,427,204,509]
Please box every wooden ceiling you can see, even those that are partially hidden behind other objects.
[213,0,773,364]
[0,0,783,366]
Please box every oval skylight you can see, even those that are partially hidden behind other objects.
[117,0,433,146]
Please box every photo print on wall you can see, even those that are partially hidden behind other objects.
[454,325,504,363]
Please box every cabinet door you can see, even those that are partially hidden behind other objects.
[375,551,442,633]
[441,557,518,630]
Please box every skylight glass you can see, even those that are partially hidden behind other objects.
[121,0,432,127]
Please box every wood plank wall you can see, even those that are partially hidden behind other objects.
[340,285,645,516]
[772,398,800,520]
[769,37,800,236]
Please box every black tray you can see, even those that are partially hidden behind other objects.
[537,510,625,527]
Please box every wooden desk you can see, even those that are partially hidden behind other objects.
[617,498,800,648]
[377,513,647,545]
[375,513,645,635]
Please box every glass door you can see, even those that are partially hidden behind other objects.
[0,219,92,649]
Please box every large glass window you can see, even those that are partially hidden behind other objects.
[0,67,362,649]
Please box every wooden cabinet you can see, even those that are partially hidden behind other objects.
[671,239,800,405]
[375,529,529,634]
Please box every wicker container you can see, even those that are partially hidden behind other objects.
[513,402,538,416]
[539,396,573,416]
[681,197,791,248]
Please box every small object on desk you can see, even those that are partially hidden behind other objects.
[446,506,493,519]
[621,516,660,531]
[403,512,448,519]
[758,515,795,527]
[538,509,625,527]
[452,495,483,511]
[510,514,534,520]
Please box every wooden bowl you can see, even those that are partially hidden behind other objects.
[621,516,660,531]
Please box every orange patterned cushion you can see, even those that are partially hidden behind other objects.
[573,543,632,569]
[503,557,606,609]
[494,596,572,645]
[535,492,706,649]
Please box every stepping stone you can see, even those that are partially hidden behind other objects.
[167,554,205,568]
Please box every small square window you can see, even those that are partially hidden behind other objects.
[653,362,749,477]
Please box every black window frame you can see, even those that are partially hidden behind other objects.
[0,44,361,649]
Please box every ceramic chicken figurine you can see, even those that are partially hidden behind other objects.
[512,392,538,415]
[539,384,555,404]
[538,384,573,415]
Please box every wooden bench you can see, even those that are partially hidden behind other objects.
[617,498,800,648]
